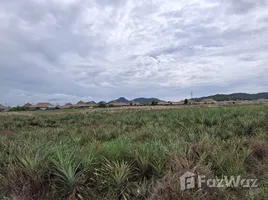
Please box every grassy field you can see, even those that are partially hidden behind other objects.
[0,105,268,200]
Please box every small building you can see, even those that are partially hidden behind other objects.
[255,99,268,104]
[170,101,184,105]
[158,101,170,106]
[200,98,218,104]
[77,100,85,105]
[142,102,151,106]
[130,101,142,106]
[108,101,130,107]
[0,104,7,111]
[24,103,32,108]
[57,103,73,109]
[31,102,55,110]
[185,100,195,105]
[218,100,235,105]
[73,101,96,109]
[36,102,53,108]
[86,102,97,107]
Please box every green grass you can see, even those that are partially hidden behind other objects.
[0,105,268,199]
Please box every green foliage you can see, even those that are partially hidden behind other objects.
[99,158,133,199]
[100,138,133,160]
[1,105,268,199]
[8,106,28,112]
[51,151,83,199]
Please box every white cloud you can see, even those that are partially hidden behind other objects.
[0,0,268,105]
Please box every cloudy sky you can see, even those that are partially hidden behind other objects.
[1,0,268,105]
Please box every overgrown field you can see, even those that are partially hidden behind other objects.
[1,105,268,200]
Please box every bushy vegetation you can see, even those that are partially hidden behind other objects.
[0,105,268,199]
[8,106,29,112]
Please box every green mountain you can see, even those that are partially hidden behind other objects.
[132,97,161,104]
[109,97,130,103]
[192,92,268,102]
[85,101,96,104]
[109,97,162,104]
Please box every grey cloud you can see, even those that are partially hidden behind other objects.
[0,0,268,105]
[94,0,126,7]
[238,55,260,62]
[227,0,267,14]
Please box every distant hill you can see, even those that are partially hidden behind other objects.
[85,101,96,104]
[109,97,130,103]
[192,92,268,102]
[109,97,162,104]
[132,97,162,104]
[98,101,107,105]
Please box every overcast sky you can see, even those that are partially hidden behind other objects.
[1,0,268,105]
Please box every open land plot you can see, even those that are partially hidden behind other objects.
[1,105,268,200]
[0,104,218,117]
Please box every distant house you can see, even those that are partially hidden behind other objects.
[31,102,55,110]
[130,101,142,106]
[255,99,268,104]
[142,101,152,106]
[170,101,184,106]
[188,100,196,105]
[86,102,97,107]
[218,100,236,105]
[73,104,91,109]
[36,102,53,107]
[108,101,129,107]
[73,101,96,109]
[200,98,218,104]
[23,103,37,110]
[24,103,32,108]
[158,101,170,106]
[57,103,73,109]
[236,100,251,105]
[179,100,195,105]
[77,100,85,105]
[0,104,7,111]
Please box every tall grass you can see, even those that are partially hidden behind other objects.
[0,105,268,199]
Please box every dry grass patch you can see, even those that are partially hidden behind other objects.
[148,156,227,200]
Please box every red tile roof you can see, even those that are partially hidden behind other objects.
[0,104,6,109]
[33,103,54,108]
[109,101,130,106]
